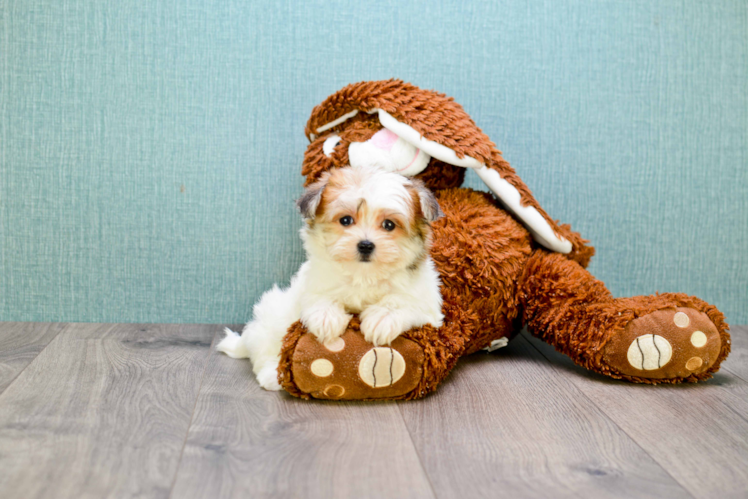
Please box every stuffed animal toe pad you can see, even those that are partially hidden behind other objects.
[280,322,425,400]
[603,307,725,381]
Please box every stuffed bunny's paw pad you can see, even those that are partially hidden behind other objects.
[289,329,424,400]
[603,307,722,380]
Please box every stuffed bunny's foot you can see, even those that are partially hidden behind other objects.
[602,307,723,380]
[283,328,425,400]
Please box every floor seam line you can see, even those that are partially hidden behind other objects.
[167,326,220,499]
[395,402,438,499]
[723,366,748,385]
[0,322,69,399]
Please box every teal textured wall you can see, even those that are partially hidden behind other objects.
[1,0,746,324]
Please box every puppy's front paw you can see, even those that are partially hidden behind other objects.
[256,366,282,391]
[302,305,352,346]
[361,306,406,346]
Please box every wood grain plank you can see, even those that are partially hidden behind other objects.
[170,329,434,499]
[524,329,748,498]
[397,336,689,498]
[724,326,748,383]
[0,322,66,394]
[0,323,214,498]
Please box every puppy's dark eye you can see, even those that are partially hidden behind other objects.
[382,219,396,231]
[340,216,354,226]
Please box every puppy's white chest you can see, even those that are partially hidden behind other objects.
[339,281,391,314]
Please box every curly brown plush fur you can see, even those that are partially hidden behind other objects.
[276,80,730,400]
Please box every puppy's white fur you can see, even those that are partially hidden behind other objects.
[218,165,444,391]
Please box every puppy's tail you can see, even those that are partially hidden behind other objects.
[216,328,250,359]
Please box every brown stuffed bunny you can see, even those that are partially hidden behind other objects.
[277,80,730,400]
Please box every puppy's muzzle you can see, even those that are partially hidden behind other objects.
[357,240,375,261]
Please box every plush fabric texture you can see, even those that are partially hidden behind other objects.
[277,80,731,401]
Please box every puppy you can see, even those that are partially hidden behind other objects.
[217,165,444,390]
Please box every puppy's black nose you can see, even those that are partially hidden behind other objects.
[357,240,375,256]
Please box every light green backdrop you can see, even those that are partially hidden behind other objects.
[1,0,746,324]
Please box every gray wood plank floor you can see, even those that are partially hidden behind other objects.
[0,322,745,498]
[0,322,67,394]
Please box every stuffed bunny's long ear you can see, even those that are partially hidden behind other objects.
[305,80,572,254]
[377,109,572,253]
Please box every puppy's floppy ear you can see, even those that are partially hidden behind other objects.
[297,175,328,219]
[410,179,443,223]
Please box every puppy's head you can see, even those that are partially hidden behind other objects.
[297,166,442,274]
